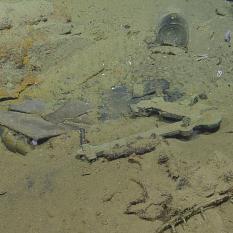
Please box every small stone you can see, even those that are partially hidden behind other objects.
[176,177,190,190]
[223,170,233,182]
[158,154,169,165]
[0,17,12,30]
[31,139,38,146]
[181,117,191,127]
[96,211,101,216]
[224,30,231,43]
[189,95,199,106]
[1,127,33,155]
[198,93,208,100]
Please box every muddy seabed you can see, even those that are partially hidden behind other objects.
[0,0,233,233]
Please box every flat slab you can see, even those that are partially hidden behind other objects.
[9,99,47,114]
[44,100,92,123]
[0,110,66,140]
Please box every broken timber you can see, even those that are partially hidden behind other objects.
[77,97,221,162]
[156,187,233,233]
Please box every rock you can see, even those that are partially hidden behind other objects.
[99,85,132,121]
[0,110,66,141]
[0,127,33,155]
[198,93,208,100]
[0,17,12,30]
[9,99,47,114]
[44,100,92,124]
[25,15,48,25]
[130,96,222,136]
[132,79,170,99]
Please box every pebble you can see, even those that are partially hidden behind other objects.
[198,93,208,100]
[224,30,231,43]
[0,17,12,30]
[158,154,169,165]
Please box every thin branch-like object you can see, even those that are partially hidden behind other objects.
[156,187,233,233]
[80,67,105,84]
[125,179,149,216]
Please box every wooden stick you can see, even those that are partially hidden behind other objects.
[156,190,233,233]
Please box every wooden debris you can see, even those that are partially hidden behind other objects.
[124,180,233,233]
[77,135,160,162]
[77,111,219,161]
[125,179,173,222]
[156,187,233,233]
[77,97,222,162]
